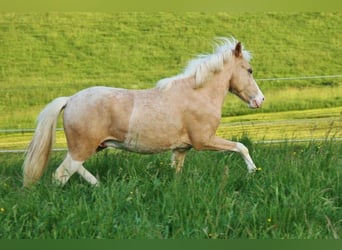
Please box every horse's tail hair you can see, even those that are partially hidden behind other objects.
[23,97,69,187]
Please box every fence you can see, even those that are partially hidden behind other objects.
[1,118,341,153]
[256,75,342,81]
[1,74,342,153]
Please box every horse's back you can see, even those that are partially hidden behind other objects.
[64,86,134,123]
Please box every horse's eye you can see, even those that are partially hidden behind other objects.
[248,68,253,74]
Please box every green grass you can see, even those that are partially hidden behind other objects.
[0,140,341,239]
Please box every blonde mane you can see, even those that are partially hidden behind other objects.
[157,37,251,90]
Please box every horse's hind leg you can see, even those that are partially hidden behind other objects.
[53,153,75,185]
[54,153,99,186]
[76,166,99,186]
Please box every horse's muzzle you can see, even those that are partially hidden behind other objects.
[249,93,265,108]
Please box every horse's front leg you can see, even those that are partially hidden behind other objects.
[171,149,187,173]
[202,136,257,173]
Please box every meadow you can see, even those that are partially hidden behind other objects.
[0,141,341,239]
[0,12,341,239]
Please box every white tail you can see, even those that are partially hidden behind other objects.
[23,97,69,187]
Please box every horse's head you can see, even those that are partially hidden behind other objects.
[229,42,264,108]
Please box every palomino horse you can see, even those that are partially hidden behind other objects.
[23,38,264,187]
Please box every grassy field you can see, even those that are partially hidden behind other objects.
[0,140,341,239]
[0,13,341,239]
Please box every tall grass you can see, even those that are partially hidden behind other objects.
[0,139,341,239]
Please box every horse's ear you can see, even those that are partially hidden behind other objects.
[234,42,242,57]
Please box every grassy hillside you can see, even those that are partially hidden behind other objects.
[0,12,341,129]
[1,12,341,85]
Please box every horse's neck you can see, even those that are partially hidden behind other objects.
[169,66,231,108]
[199,66,232,106]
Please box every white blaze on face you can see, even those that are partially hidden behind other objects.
[248,85,265,108]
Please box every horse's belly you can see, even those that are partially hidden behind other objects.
[103,139,185,154]
[112,123,188,153]
[122,135,182,153]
